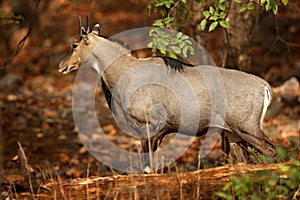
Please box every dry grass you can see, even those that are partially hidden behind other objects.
[3,143,295,200]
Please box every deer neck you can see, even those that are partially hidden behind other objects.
[89,39,137,91]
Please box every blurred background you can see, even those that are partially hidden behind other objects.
[0,0,299,189]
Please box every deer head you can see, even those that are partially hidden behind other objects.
[58,17,102,74]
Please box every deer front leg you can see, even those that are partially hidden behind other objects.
[140,138,155,173]
[140,132,166,173]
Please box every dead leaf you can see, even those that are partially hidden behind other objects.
[79,146,87,154]
[6,94,18,101]
[59,153,70,164]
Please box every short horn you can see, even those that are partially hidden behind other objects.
[79,16,83,35]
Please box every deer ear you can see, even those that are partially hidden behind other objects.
[92,24,101,36]
[81,27,87,35]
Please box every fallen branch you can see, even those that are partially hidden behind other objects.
[35,162,293,199]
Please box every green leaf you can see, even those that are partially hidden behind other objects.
[151,47,157,56]
[251,195,261,200]
[265,3,271,12]
[158,45,166,55]
[276,147,287,161]
[179,42,185,48]
[159,30,170,38]
[188,45,195,55]
[147,41,153,48]
[209,21,218,32]
[234,0,241,3]
[176,32,183,39]
[171,38,179,45]
[219,2,226,11]
[183,45,194,57]
[260,0,267,4]
[183,45,188,57]
[153,19,164,27]
[271,1,278,14]
[156,0,174,9]
[209,6,214,14]
[165,0,173,8]
[219,20,229,28]
[181,34,189,40]
[219,12,226,19]
[200,19,207,30]
[164,17,174,24]
[147,3,152,11]
[209,15,218,21]
[215,192,232,200]
[223,182,233,192]
[165,23,172,28]
[184,39,192,45]
[239,6,247,13]
[282,0,288,6]
[149,28,158,36]
[203,11,210,18]
[150,39,157,48]
[160,38,169,46]
[247,2,255,10]
[180,0,187,3]
[279,165,290,173]
[170,46,181,54]
[168,52,177,59]
[155,1,165,7]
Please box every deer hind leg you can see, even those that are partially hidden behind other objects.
[221,130,244,154]
[233,126,277,160]
[221,131,248,163]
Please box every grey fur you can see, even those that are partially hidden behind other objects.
[58,24,277,168]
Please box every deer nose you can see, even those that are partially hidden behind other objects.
[58,63,66,73]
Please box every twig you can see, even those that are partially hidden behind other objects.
[87,161,90,200]
[222,28,229,68]
[265,16,300,56]
[1,0,41,74]
[17,141,35,199]
[292,185,300,200]
[167,0,182,19]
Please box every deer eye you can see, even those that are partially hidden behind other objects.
[72,43,78,49]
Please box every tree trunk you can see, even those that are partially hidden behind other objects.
[187,1,216,66]
[224,0,261,71]
[0,102,3,174]
[189,1,208,51]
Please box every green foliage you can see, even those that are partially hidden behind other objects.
[239,1,255,13]
[200,0,289,31]
[200,1,229,32]
[148,0,289,31]
[147,28,195,58]
[153,17,174,28]
[147,0,194,58]
[259,0,288,14]
[147,0,289,57]
[215,148,300,200]
[246,146,276,164]
[0,13,24,24]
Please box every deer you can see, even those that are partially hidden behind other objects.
[58,18,277,172]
